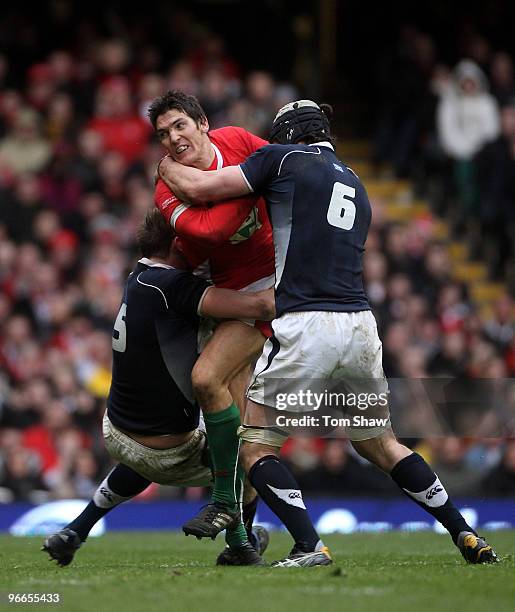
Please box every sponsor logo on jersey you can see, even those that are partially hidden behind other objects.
[229,206,262,244]
[161,196,179,209]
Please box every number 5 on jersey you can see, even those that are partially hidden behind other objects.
[113,303,127,352]
[327,182,356,230]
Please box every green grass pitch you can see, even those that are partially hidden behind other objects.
[1,531,514,612]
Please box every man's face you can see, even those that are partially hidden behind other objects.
[155,109,210,168]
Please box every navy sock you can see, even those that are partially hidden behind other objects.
[67,464,151,541]
[390,452,474,543]
[242,496,258,544]
[105,463,151,497]
[248,455,320,552]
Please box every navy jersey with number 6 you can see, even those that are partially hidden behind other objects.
[107,258,210,436]
[240,142,371,317]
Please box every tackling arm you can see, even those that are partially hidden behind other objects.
[158,156,251,204]
[198,287,275,321]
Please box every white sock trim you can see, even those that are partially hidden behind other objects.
[267,484,307,509]
[403,475,449,508]
[93,476,133,509]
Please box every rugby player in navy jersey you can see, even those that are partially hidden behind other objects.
[157,100,498,567]
[42,209,274,567]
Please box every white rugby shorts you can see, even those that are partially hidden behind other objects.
[246,310,390,441]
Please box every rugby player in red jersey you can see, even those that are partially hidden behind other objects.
[148,91,275,549]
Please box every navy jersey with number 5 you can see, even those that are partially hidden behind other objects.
[107,258,210,436]
[240,142,371,317]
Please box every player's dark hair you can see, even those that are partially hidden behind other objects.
[147,90,207,129]
[137,208,174,259]
[301,103,335,144]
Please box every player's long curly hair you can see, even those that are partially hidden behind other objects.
[304,103,335,145]
[137,209,175,259]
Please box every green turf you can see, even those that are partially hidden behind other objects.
[0,531,513,612]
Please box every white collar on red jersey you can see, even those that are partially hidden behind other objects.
[139,257,174,269]
[309,141,334,150]
[211,142,223,169]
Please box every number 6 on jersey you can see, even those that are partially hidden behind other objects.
[327,182,356,230]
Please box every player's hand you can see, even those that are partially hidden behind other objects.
[156,154,171,181]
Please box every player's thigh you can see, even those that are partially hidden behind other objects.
[228,364,252,417]
[243,398,274,428]
[193,320,265,387]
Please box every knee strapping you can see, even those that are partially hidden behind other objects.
[237,424,288,448]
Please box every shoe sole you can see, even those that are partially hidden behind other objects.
[41,543,75,567]
[272,553,333,568]
[182,526,218,540]
[216,555,266,566]
[475,546,498,564]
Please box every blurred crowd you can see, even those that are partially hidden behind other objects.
[0,11,514,504]
[373,25,515,285]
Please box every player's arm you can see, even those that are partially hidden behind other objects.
[159,144,282,204]
[158,156,251,205]
[166,272,275,321]
[199,287,275,320]
[154,179,254,248]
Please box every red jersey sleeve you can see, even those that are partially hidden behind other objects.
[154,178,182,225]
[154,179,255,248]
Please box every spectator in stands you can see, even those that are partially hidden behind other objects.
[475,102,515,279]
[0,108,52,175]
[436,60,500,232]
[428,331,467,377]
[40,144,82,215]
[198,68,233,129]
[166,60,199,97]
[482,440,515,496]
[431,437,484,497]
[0,446,48,502]
[45,92,79,144]
[237,71,276,138]
[26,63,55,113]
[374,27,437,177]
[490,52,515,106]
[87,77,151,163]
[484,294,515,348]
[0,173,45,243]
[137,73,166,122]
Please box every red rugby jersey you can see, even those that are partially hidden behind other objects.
[154,126,274,290]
